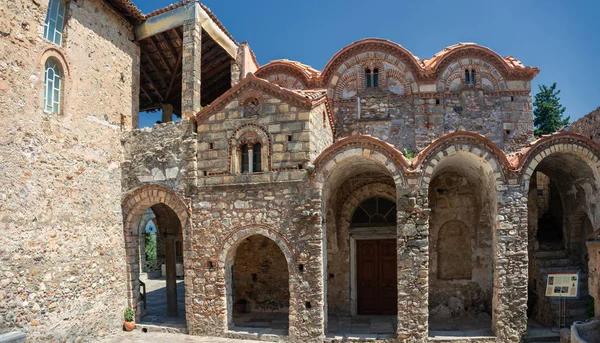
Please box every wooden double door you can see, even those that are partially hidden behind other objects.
[356,239,397,315]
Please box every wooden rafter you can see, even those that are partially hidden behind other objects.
[141,67,164,102]
[149,36,174,76]
[143,53,168,91]
[165,48,183,100]
[161,32,180,61]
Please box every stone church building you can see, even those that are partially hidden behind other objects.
[2,0,600,342]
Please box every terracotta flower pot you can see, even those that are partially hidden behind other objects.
[123,320,136,331]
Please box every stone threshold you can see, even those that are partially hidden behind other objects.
[136,322,188,335]
[324,333,396,342]
[225,328,288,342]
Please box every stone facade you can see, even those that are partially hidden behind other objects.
[3,1,600,343]
[0,0,138,341]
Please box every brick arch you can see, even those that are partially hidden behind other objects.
[339,182,397,227]
[414,132,511,189]
[335,69,359,99]
[122,184,190,228]
[255,61,313,88]
[322,38,422,85]
[426,44,538,81]
[218,225,296,268]
[385,67,413,95]
[38,46,71,76]
[229,123,272,173]
[314,135,410,185]
[323,39,421,94]
[437,58,505,93]
[517,132,600,186]
[218,225,296,330]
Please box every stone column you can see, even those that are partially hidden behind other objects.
[161,103,173,123]
[181,18,202,119]
[396,186,429,342]
[248,145,254,173]
[165,234,178,317]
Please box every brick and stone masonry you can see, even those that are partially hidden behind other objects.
[3,1,600,343]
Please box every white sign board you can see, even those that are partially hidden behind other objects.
[545,272,579,298]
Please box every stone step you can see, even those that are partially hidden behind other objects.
[525,327,561,342]
[537,258,574,268]
[536,250,569,259]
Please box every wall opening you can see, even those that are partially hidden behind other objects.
[427,153,495,336]
[227,234,290,335]
[322,155,399,337]
[527,152,598,327]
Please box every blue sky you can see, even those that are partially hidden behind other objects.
[135,0,600,128]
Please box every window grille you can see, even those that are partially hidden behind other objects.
[44,58,62,114]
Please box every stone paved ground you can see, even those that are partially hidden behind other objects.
[95,332,259,342]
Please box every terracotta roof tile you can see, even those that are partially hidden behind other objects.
[105,0,144,22]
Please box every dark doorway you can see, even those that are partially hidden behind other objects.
[357,239,397,315]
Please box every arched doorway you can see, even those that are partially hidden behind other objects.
[427,152,495,336]
[122,186,189,330]
[526,151,597,327]
[321,154,400,338]
[224,234,290,336]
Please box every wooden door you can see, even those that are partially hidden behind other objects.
[357,239,397,315]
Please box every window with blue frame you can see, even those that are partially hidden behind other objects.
[43,0,66,45]
[44,58,62,114]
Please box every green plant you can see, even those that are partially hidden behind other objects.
[403,148,416,160]
[587,298,595,318]
[533,83,569,137]
[124,305,135,322]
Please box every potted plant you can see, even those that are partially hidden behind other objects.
[123,305,136,331]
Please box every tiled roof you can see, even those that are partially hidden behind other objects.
[422,42,529,71]
[105,0,144,22]
[199,2,238,45]
[144,0,191,19]
[291,89,327,102]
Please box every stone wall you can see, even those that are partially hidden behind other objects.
[122,121,193,194]
[428,172,493,315]
[332,91,533,154]
[187,179,325,342]
[0,0,137,341]
[571,107,600,142]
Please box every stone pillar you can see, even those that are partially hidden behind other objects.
[181,18,202,119]
[165,234,178,317]
[493,185,529,341]
[396,186,429,342]
[161,103,173,123]
[586,241,600,317]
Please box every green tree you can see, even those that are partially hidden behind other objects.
[144,232,157,261]
[533,83,569,137]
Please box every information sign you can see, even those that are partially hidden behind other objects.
[545,272,579,298]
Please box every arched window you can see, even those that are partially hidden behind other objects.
[373,68,379,88]
[253,143,262,172]
[365,68,372,88]
[44,58,62,114]
[44,0,66,45]
[465,68,477,88]
[351,197,397,226]
[241,144,249,173]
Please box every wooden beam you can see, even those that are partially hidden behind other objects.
[161,31,180,61]
[165,47,183,100]
[149,35,174,76]
[141,67,164,102]
[143,53,169,90]
[202,61,231,82]
[140,84,153,102]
